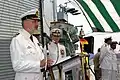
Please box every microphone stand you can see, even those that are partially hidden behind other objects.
[43,37,49,80]
[39,0,47,79]
[43,33,55,80]
[39,0,44,48]
[42,33,50,80]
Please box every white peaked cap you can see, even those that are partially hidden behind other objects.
[50,28,62,37]
[51,28,61,33]
[20,8,39,19]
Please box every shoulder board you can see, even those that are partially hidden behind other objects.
[13,33,20,37]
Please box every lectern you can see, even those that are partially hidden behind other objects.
[41,55,83,80]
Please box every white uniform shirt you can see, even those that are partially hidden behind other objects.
[47,41,66,65]
[10,29,44,80]
[100,43,117,70]
[109,48,117,70]
[44,41,66,80]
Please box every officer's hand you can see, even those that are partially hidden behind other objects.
[40,59,46,67]
[40,59,53,67]
[47,58,54,67]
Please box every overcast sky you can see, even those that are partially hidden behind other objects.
[57,0,92,35]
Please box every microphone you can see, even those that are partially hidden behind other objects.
[45,52,49,70]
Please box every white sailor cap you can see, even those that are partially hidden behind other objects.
[50,28,61,37]
[20,8,40,21]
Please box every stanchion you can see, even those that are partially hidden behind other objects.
[80,38,89,80]
[58,64,63,80]
[48,66,55,80]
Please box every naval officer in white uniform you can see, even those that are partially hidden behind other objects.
[10,9,52,80]
[99,37,118,80]
[47,28,66,65]
[44,28,66,80]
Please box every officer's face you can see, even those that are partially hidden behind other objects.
[111,44,116,50]
[52,35,60,43]
[108,40,112,45]
[23,17,40,34]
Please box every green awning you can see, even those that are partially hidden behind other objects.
[77,0,120,32]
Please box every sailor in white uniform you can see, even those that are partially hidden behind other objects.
[48,28,66,65]
[44,28,66,80]
[10,9,52,80]
[99,37,118,80]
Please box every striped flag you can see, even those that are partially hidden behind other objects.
[77,0,120,32]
